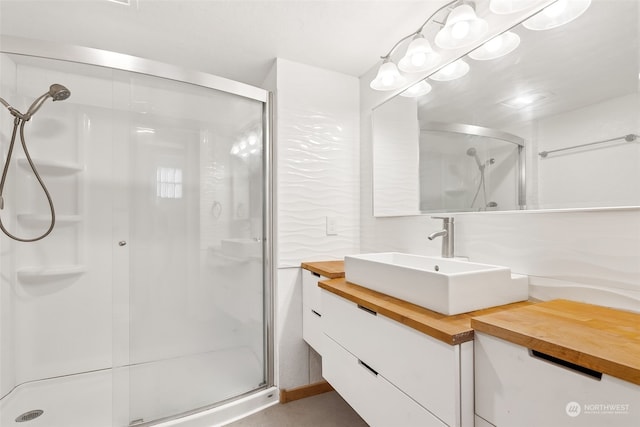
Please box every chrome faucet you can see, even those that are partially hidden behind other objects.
[428,216,454,258]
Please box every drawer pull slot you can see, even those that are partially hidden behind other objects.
[358,359,379,376]
[357,304,377,316]
[529,349,602,380]
[311,272,321,278]
[311,309,321,317]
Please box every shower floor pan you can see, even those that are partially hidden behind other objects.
[0,347,269,427]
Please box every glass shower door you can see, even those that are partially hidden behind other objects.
[112,70,266,425]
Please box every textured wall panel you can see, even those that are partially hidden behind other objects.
[276,59,360,267]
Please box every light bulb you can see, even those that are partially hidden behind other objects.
[381,74,394,86]
[523,0,591,31]
[544,0,567,18]
[398,35,441,73]
[490,0,539,14]
[411,52,427,67]
[435,4,488,49]
[400,80,432,97]
[484,36,504,53]
[370,59,407,90]
[429,59,470,81]
[442,63,456,76]
[469,31,520,61]
[451,21,471,39]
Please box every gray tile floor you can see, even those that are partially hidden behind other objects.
[225,391,369,427]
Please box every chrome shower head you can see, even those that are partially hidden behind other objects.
[24,83,71,119]
[49,84,71,101]
[0,83,71,121]
[466,147,484,170]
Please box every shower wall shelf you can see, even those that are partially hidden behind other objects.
[17,265,86,282]
[17,214,82,226]
[17,158,84,174]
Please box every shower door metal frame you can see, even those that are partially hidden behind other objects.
[0,34,275,422]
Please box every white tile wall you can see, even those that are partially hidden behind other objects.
[275,59,360,268]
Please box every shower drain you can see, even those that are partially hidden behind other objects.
[15,410,44,423]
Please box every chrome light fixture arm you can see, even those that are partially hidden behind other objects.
[379,0,459,61]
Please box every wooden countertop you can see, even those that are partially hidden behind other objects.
[301,261,345,279]
[319,277,531,346]
[471,299,640,386]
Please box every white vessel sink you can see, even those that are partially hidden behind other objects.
[344,252,528,315]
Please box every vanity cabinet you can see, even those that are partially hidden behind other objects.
[321,287,474,427]
[472,300,640,427]
[301,269,325,354]
[300,261,345,355]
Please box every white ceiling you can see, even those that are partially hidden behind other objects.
[0,0,444,87]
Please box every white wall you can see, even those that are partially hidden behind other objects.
[372,96,420,216]
[265,58,360,390]
[536,93,640,209]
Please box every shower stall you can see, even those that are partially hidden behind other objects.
[0,37,275,426]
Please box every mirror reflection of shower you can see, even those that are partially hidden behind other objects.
[0,84,71,241]
[419,122,525,213]
[466,147,497,210]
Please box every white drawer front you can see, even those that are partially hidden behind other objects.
[302,269,323,312]
[475,332,640,427]
[302,305,324,354]
[323,334,447,427]
[322,290,460,426]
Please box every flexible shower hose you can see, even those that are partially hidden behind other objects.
[0,116,56,242]
[470,167,487,211]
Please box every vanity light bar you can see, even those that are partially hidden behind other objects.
[371,0,592,93]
